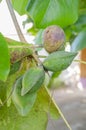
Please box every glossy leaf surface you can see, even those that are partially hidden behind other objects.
[26,0,79,28]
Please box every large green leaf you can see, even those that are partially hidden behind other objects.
[71,30,86,52]
[26,0,79,28]
[0,33,10,81]
[43,51,77,72]
[0,104,48,130]
[0,74,59,130]
[0,0,2,3]
[7,58,33,107]
[37,86,60,119]
[0,80,48,130]
[12,77,37,116]
[0,73,59,130]
[12,0,29,15]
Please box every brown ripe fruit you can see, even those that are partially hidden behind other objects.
[43,25,65,53]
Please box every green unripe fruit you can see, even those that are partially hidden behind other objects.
[43,25,65,53]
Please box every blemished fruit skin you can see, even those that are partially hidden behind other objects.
[43,25,65,53]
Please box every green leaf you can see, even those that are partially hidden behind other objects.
[12,0,28,15]
[35,29,44,45]
[0,81,58,130]
[21,67,45,96]
[12,77,37,116]
[28,25,38,36]
[43,51,77,72]
[0,80,48,130]
[0,0,2,3]
[79,0,86,9]
[6,38,33,63]
[6,61,22,107]
[52,71,61,79]
[9,61,21,75]
[71,30,86,51]
[0,33,10,81]
[34,29,44,51]
[75,14,86,28]
[26,0,79,28]
[0,105,48,130]
[70,14,86,34]
[7,58,30,107]
[37,86,60,119]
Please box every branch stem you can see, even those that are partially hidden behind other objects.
[74,59,86,64]
[8,45,43,49]
[6,0,27,43]
[46,87,72,130]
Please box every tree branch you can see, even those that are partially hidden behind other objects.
[6,0,27,43]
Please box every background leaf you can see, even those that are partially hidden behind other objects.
[12,0,28,15]
[0,33,10,81]
[0,0,2,3]
[71,30,86,52]
[35,29,44,45]
[26,0,79,28]
[75,14,86,32]
[34,29,44,51]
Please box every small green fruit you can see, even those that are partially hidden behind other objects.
[43,51,77,72]
[43,25,65,53]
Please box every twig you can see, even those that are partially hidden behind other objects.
[38,55,47,58]
[8,45,43,49]
[74,59,86,64]
[6,0,27,43]
[46,88,72,130]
